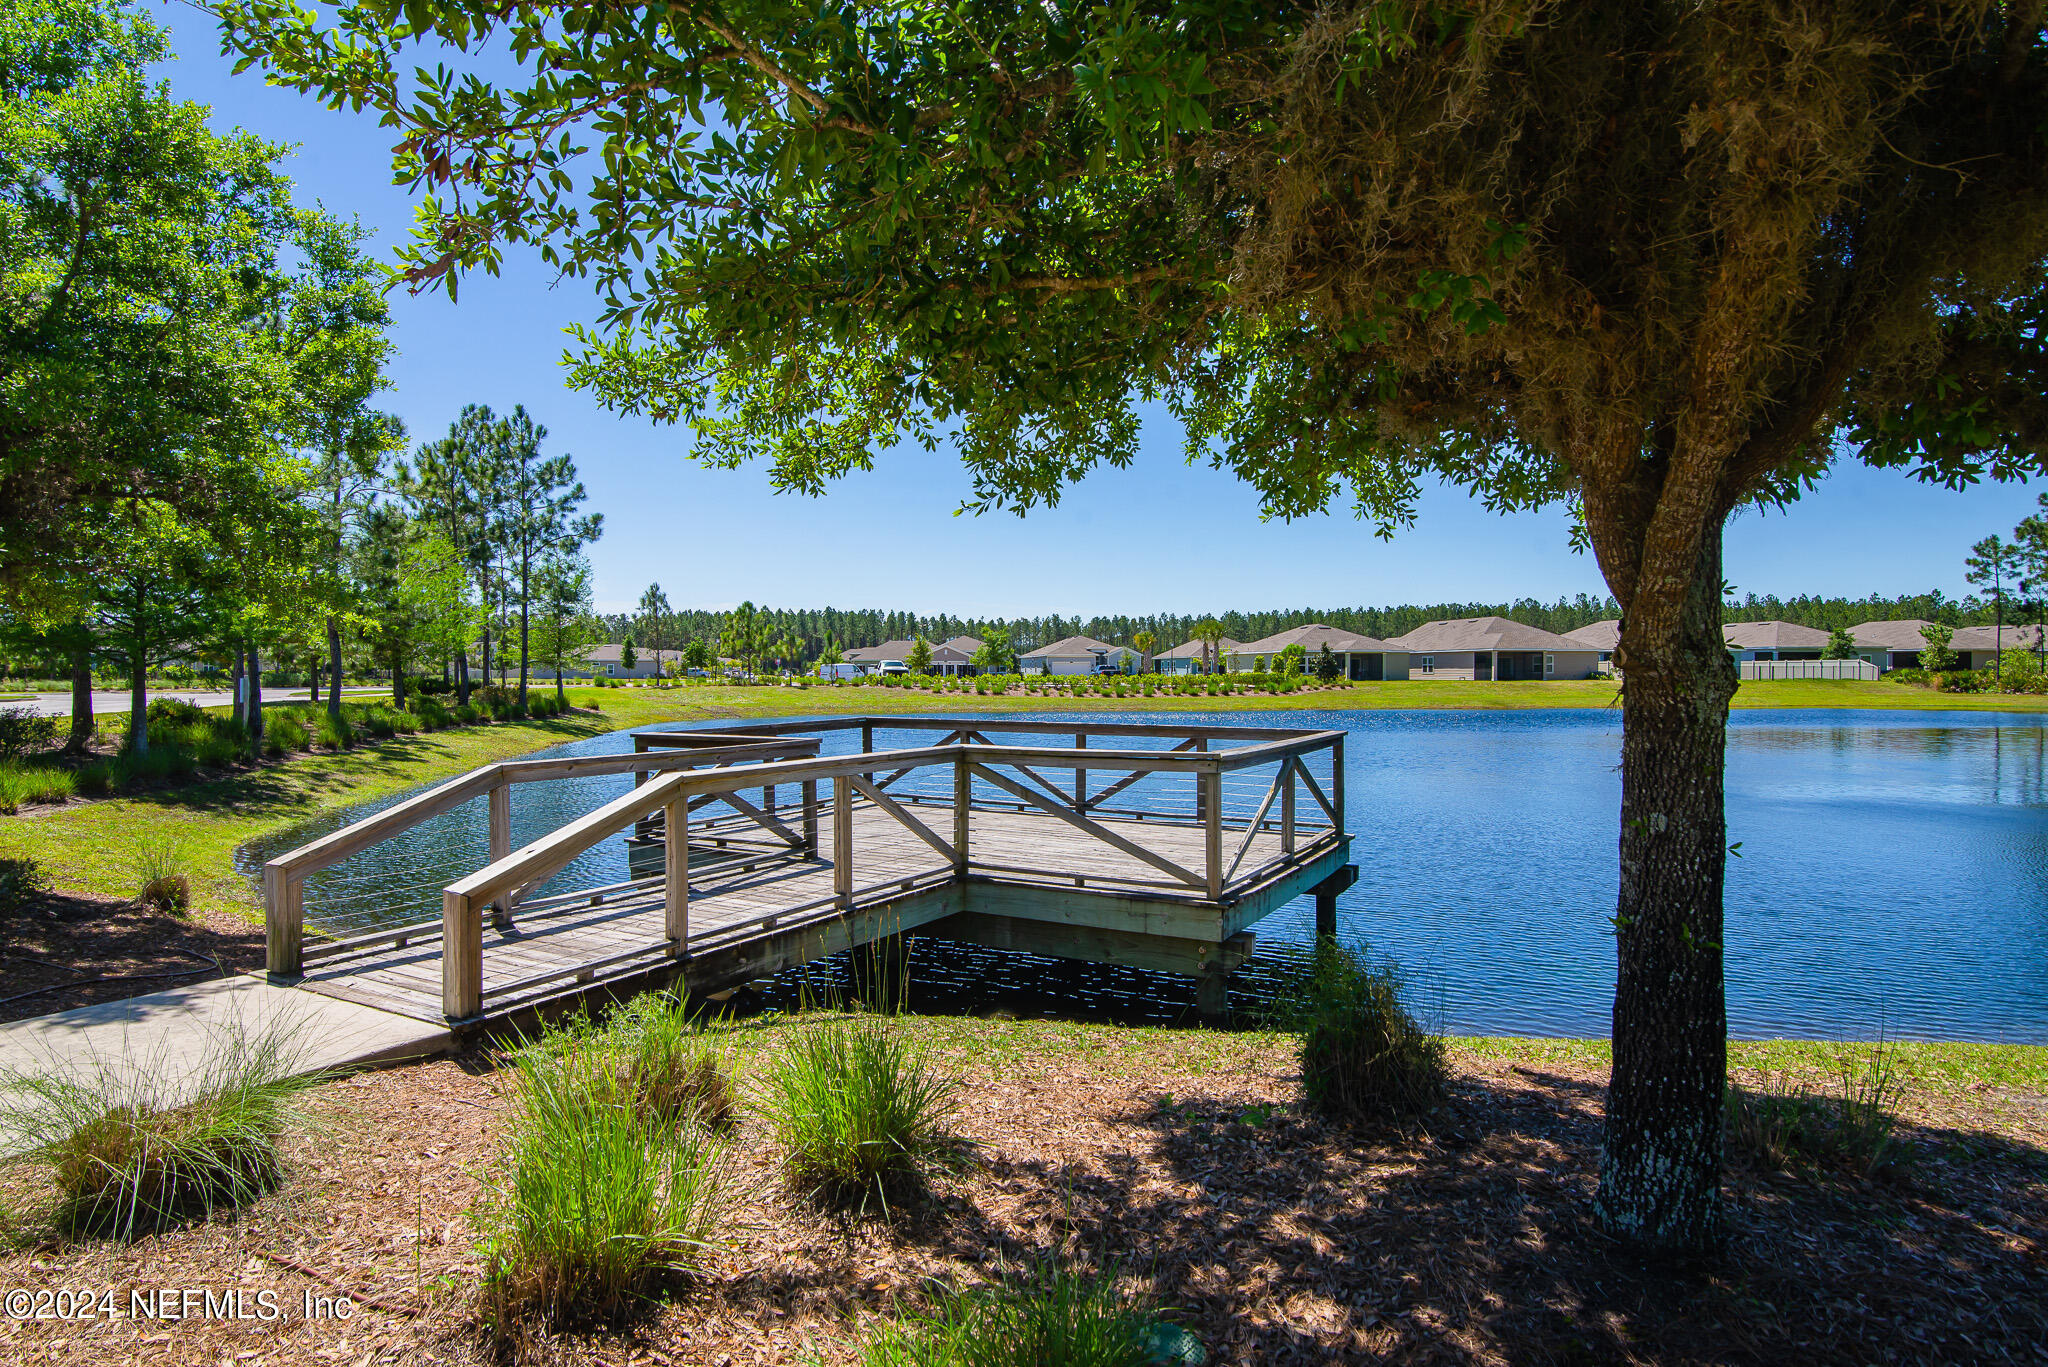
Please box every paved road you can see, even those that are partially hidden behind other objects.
[0,687,389,718]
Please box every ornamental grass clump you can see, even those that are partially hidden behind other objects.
[0,758,74,813]
[475,1029,730,1331]
[857,1264,1187,1367]
[1725,1044,1910,1180]
[1272,938,1447,1123]
[761,1016,968,1213]
[0,1019,320,1240]
[129,834,190,915]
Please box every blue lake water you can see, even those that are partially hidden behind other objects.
[238,708,2048,1043]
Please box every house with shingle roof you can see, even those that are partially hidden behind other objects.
[843,637,979,675]
[1722,619,1831,661]
[1020,635,1141,676]
[1155,637,1246,674]
[1384,616,1601,681]
[1234,624,1411,681]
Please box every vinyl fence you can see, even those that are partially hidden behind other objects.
[1739,659,1879,681]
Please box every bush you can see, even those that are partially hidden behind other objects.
[413,675,452,696]
[475,1027,730,1330]
[0,706,60,759]
[266,715,309,755]
[314,712,353,750]
[761,1016,968,1212]
[412,697,454,730]
[0,759,75,813]
[0,852,50,915]
[129,835,191,915]
[454,702,481,724]
[472,684,513,714]
[1725,1046,1909,1179]
[0,1019,320,1239]
[145,697,208,729]
[357,707,398,740]
[856,1265,1183,1367]
[73,761,116,797]
[1271,939,1447,1123]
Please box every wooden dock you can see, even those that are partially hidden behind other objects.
[261,718,1356,1026]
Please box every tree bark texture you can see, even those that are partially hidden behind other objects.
[1595,525,1736,1254]
[66,643,93,752]
[326,615,343,721]
[127,656,147,755]
[246,640,264,744]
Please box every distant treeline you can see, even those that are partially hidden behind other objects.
[597,590,2007,654]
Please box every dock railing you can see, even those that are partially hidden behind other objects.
[261,731,820,977]
[430,720,1346,1019]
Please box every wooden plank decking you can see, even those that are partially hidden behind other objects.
[290,798,1320,1025]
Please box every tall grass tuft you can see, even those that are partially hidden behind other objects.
[475,1029,730,1330]
[129,834,191,915]
[761,1016,968,1213]
[1267,938,1448,1123]
[1726,1044,1909,1178]
[0,759,75,813]
[857,1265,1181,1367]
[0,1019,321,1239]
[314,711,353,750]
[604,993,738,1130]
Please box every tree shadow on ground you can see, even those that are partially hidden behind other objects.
[865,1068,2048,1365]
[0,890,263,1024]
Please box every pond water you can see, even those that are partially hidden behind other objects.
[237,708,2048,1043]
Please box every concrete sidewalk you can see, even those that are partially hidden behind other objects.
[0,975,453,1155]
[1,687,389,719]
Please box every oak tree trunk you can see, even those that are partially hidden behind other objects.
[246,640,264,745]
[1596,524,1736,1253]
[127,654,148,756]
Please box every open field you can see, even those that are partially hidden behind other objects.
[0,1011,2040,1365]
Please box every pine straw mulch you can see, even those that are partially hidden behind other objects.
[0,890,265,1024]
[0,1025,2044,1367]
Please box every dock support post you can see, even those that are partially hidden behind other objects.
[1202,768,1222,900]
[802,779,819,856]
[263,865,301,976]
[953,755,970,874]
[861,722,873,754]
[1315,891,1338,939]
[1281,758,1296,856]
[443,889,481,1020]
[833,775,853,907]
[488,780,513,926]
[665,796,688,951]
[1195,958,1230,1023]
[1074,732,1087,808]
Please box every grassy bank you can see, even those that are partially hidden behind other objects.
[0,690,707,918]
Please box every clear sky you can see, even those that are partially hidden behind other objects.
[152,8,2043,618]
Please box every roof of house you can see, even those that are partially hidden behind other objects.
[1236,623,1399,655]
[939,635,986,657]
[1562,619,1621,651]
[1156,637,1246,659]
[585,643,680,664]
[1951,623,2047,651]
[1721,619,1832,650]
[1384,616,1584,653]
[1020,635,1131,659]
[844,638,972,663]
[1848,619,1937,650]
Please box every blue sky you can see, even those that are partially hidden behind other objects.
[153,9,2042,618]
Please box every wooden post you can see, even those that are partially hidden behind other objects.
[1315,889,1339,939]
[488,781,513,925]
[1281,757,1296,855]
[860,721,873,754]
[1074,732,1087,808]
[442,888,482,1019]
[632,736,651,840]
[1332,734,1346,833]
[1202,768,1222,900]
[1193,737,1208,824]
[953,753,971,873]
[802,778,819,855]
[833,774,853,907]
[665,796,688,950]
[263,865,301,976]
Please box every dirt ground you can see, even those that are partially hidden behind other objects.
[0,891,266,1022]
[1,1016,2043,1367]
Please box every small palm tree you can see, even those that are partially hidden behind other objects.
[1193,619,1225,674]
[1133,629,1157,672]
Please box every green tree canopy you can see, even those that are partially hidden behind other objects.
[222,0,2048,1253]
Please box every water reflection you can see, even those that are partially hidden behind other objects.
[236,708,2048,1043]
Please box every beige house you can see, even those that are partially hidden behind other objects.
[580,642,682,678]
[1950,623,2044,668]
[1020,635,1142,676]
[1234,624,1410,681]
[1563,619,1620,669]
[1385,616,1602,681]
